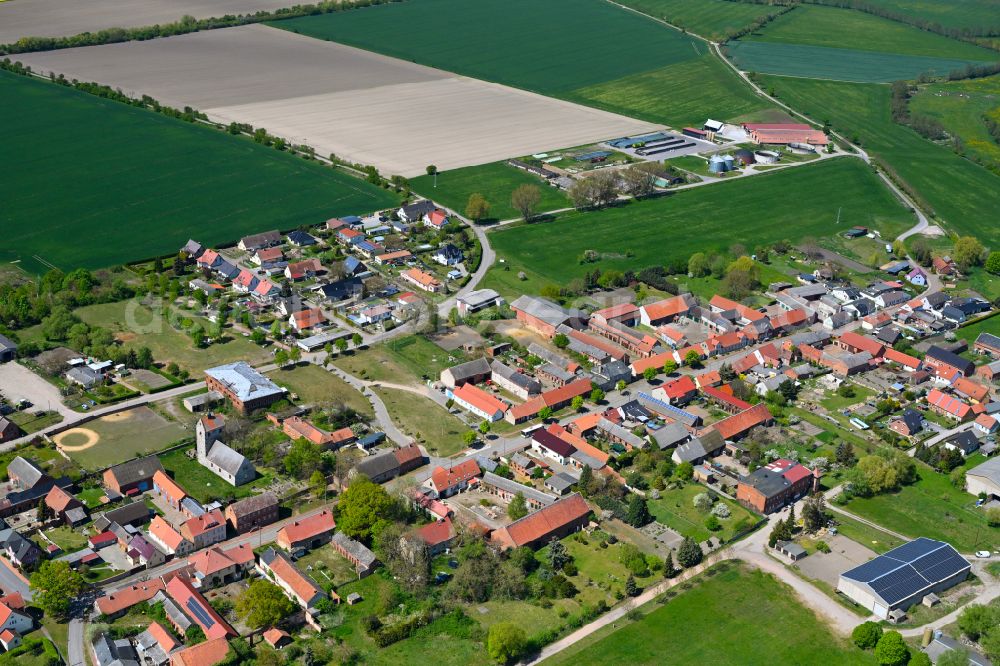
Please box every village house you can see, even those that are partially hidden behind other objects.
[196,413,256,486]
[924,346,975,377]
[352,445,425,484]
[413,517,456,556]
[277,510,336,555]
[510,295,587,338]
[425,459,481,499]
[103,455,164,496]
[401,268,443,293]
[190,544,255,589]
[165,575,237,640]
[238,230,281,251]
[490,493,591,550]
[926,388,974,422]
[448,382,507,421]
[290,307,327,332]
[737,459,819,514]
[224,492,279,534]
[259,548,328,610]
[490,360,542,399]
[440,357,492,388]
[95,580,165,618]
[147,516,194,557]
[204,361,286,414]
[180,509,227,550]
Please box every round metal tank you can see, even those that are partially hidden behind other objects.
[734,148,755,165]
[708,154,728,173]
[754,150,780,164]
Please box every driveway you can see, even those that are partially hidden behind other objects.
[0,362,74,419]
[797,535,877,588]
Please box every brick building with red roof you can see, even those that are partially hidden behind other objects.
[490,494,591,550]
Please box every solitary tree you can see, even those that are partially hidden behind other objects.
[425,165,438,176]
[30,560,85,620]
[663,552,679,578]
[236,580,296,630]
[571,396,584,411]
[643,366,658,382]
[335,337,348,353]
[852,621,883,650]
[466,193,491,221]
[487,622,527,664]
[874,631,909,666]
[511,184,542,222]
[625,575,639,597]
[676,537,703,568]
[508,492,528,520]
[479,420,492,435]
[625,495,651,527]
[352,332,363,347]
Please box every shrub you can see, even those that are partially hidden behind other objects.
[852,621,883,650]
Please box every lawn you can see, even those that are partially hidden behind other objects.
[269,0,770,127]
[484,158,913,296]
[542,562,873,665]
[614,0,778,40]
[819,383,875,412]
[831,513,907,554]
[266,363,372,417]
[295,543,363,590]
[746,5,998,61]
[54,406,189,470]
[74,301,271,374]
[957,313,1000,344]
[0,443,70,480]
[843,460,997,552]
[647,483,757,543]
[39,525,88,553]
[909,74,1000,172]
[727,41,993,83]
[7,410,62,434]
[334,335,464,386]
[372,388,469,457]
[410,162,570,222]
[759,75,1000,247]
[0,70,398,275]
[158,446,274,503]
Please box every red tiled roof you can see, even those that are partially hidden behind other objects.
[427,209,449,226]
[491,494,590,549]
[838,331,884,357]
[183,509,225,538]
[976,413,997,429]
[508,396,546,421]
[263,628,290,647]
[954,377,990,403]
[592,303,638,321]
[96,580,165,616]
[189,547,235,576]
[278,510,335,546]
[709,403,772,440]
[641,295,691,322]
[709,295,766,322]
[264,551,324,606]
[393,444,424,467]
[222,543,255,566]
[402,268,442,290]
[89,531,118,547]
[148,622,180,653]
[701,385,752,411]
[630,351,676,375]
[166,576,236,640]
[170,636,231,666]
[153,470,187,505]
[926,389,973,419]
[256,247,283,262]
[45,485,79,513]
[883,348,921,370]
[769,309,808,330]
[0,593,24,610]
[695,370,721,388]
[663,375,697,400]
[291,308,327,330]
[286,258,322,279]
[430,459,481,493]
[452,383,507,417]
[414,517,455,547]
[148,515,187,552]
[199,413,225,431]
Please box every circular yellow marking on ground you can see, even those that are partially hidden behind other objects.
[53,427,100,451]
[101,411,134,423]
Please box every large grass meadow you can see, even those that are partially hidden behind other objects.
[614,0,777,41]
[410,162,570,221]
[484,158,913,297]
[909,73,1000,171]
[858,0,1000,32]
[0,70,399,273]
[269,0,771,127]
[759,75,1000,247]
[542,563,873,665]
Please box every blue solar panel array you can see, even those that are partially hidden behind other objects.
[186,596,216,629]
[842,538,969,606]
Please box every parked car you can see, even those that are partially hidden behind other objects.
[976,551,991,559]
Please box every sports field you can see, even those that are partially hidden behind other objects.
[54,406,189,470]
[860,0,1000,32]
[909,73,1000,170]
[613,0,776,41]
[0,68,398,273]
[409,162,570,222]
[485,158,914,296]
[727,41,993,83]
[268,0,771,127]
[759,75,1000,247]
[542,563,871,665]
[747,5,999,61]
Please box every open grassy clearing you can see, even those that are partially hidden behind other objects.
[855,0,1000,32]
[565,52,771,128]
[410,162,570,222]
[0,70,398,274]
[542,562,872,665]
[266,363,372,417]
[158,446,274,503]
[614,0,776,40]
[832,513,907,554]
[843,459,997,553]
[747,5,999,61]
[760,75,1000,246]
[57,406,189,470]
[372,388,469,457]
[269,0,770,127]
[333,335,464,386]
[484,158,913,294]
[647,483,756,542]
[909,74,1000,170]
[727,41,992,83]
[74,301,271,374]
[957,314,1000,344]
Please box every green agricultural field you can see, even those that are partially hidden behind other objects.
[566,53,770,128]
[859,0,1000,32]
[542,562,873,665]
[410,162,570,222]
[747,5,999,61]
[909,74,1000,171]
[266,363,372,417]
[269,0,771,127]
[614,0,777,40]
[843,460,997,553]
[0,70,398,274]
[74,301,271,374]
[727,41,992,83]
[484,158,913,297]
[759,75,1000,246]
